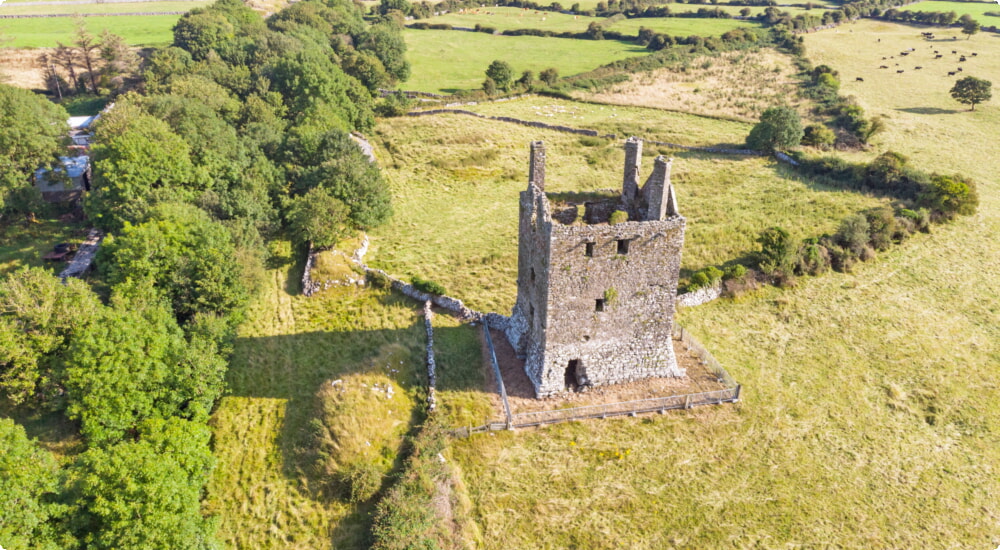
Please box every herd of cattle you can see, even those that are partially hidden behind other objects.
[856,34,980,80]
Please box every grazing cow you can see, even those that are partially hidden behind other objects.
[958,67,963,71]
[880,65,889,69]
[960,57,966,62]
[934,50,939,54]
[856,77,864,82]
[935,55,943,59]
[972,52,978,57]
[915,66,923,70]
[952,50,957,54]
[948,71,956,76]
[897,70,905,74]
[901,52,910,56]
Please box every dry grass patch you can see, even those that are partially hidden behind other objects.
[0,48,47,89]
[578,48,805,121]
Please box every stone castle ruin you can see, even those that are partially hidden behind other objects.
[503,138,687,397]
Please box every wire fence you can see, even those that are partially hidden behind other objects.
[451,323,740,437]
[481,318,513,428]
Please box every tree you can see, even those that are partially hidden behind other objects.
[485,60,513,92]
[950,76,991,111]
[834,213,870,256]
[756,226,796,275]
[73,18,101,93]
[746,106,803,151]
[98,202,249,324]
[540,67,559,86]
[172,11,236,61]
[517,70,535,90]
[98,30,138,93]
[0,84,69,222]
[358,23,410,83]
[63,418,217,549]
[84,104,197,230]
[482,77,497,96]
[0,268,103,407]
[286,187,351,249]
[961,16,979,39]
[0,419,66,550]
[739,7,751,16]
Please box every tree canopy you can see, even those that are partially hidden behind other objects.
[0,419,64,550]
[746,106,803,152]
[950,76,991,111]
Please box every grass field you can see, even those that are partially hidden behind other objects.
[205,243,432,549]
[402,29,649,93]
[368,108,886,313]
[0,1,210,15]
[575,48,805,121]
[440,19,1000,548]
[901,0,1000,18]
[606,14,757,36]
[426,6,601,33]
[0,14,181,47]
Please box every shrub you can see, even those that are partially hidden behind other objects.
[863,207,898,251]
[482,77,497,96]
[609,210,628,225]
[411,276,446,295]
[603,287,618,305]
[834,213,870,256]
[723,264,747,280]
[756,226,797,275]
[898,208,931,232]
[540,67,559,86]
[366,270,392,289]
[827,243,856,273]
[801,124,835,149]
[796,238,830,276]
[688,271,710,290]
[920,174,979,219]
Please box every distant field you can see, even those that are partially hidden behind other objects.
[402,29,649,93]
[368,108,885,313]
[900,0,1000,18]
[606,15,757,35]
[426,6,600,32]
[0,14,181,47]
[0,1,210,16]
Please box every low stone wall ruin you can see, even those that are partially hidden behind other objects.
[676,283,723,308]
[423,300,438,412]
[407,108,616,139]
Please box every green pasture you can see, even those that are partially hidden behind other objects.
[426,6,600,32]
[368,110,885,313]
[0,0,209,15]
[0,14,181,47]
[606,14,757,35]
[441,19,1000,548]
[0,216,87,275]
[900,0,1000,18]
[402,29,649,93]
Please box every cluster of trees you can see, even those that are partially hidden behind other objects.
[37,19,139,98]
[482,60,558,94]
[2,0,408,546]
[880,10,984,38]
[796,65,885,149]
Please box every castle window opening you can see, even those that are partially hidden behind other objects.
[595,298,606,312]
[530,268,535,283]
[617,238,631,255]
[584,242,595,257]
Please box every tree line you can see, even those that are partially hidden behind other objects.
[1,0,409,546]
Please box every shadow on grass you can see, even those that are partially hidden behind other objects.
[224,295,489,547]
[896,106,961,115]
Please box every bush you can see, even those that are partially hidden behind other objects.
[756,226,796,275]
[796,238,830,276]
[609,210,628,225]
[898,208,931,232]
[366,270,392,289]
[723,264,747,280]
[920,174,979,219]
[863,207,898,251]
[688,271,710,290]
[801,124,835,149]
[834,213,870,256]
[411,276,445,295]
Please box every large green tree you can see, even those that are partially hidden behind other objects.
[485,60,514,92]
[0,419,67,550]
[84,100,197,230]
[64,418,217,549]
[0,84,69,221]
[0,268,103,407]
[98,202,249,324]
[746,106,803,152]
[285,187,351,248]
[950,76,991,111]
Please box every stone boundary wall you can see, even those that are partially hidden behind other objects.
[407,108,616,139]
[646,139,765,157]
[676,283,723,308]
[424,300,438,412]
[0,11,185,17]
[349,132,376,164]
[6,0,198,5]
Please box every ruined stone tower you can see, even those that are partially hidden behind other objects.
[504,138,687,397]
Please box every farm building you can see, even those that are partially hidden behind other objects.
[35,155,90,202]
